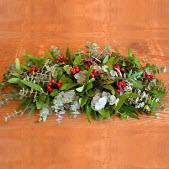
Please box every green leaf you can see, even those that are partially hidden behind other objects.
[36,95,46,109]
[81,95,89,107]
[76,85,85,92]
[43,114,48,122]
[50,89,58,97]
[44,49,55,61]
[86,82,93,90]
[102,85,114,92]
[16,97,32,111]
[10,73,20,78]
[106,57,114,70]
[128,69,133,77]
[28,106,36,118]
[103,55,109,64]
[127,112,139,119]
[129,72,143,79]
[102,80,115,85]
[112,58,120,67]
[132,80,143,89]
[60,83,78,90]
[66,47,73,64]
[86,104,91,123]
[15,58,21,71]
[128,48,133,57]
[20,80,44,92]
[86,66,94,82]
[8,78,20,84]
[129,93,141,98]
[98,109,110,118]
[74,55,82,65]
[63,65,70,72]
[91,111,97,120]
[160,66,167,73]
[98,114,103,121]
[114,92,129,114]
[122,61,126,66]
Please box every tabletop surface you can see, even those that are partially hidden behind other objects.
[0,0,169,169]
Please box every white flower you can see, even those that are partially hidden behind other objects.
[109,95,119,106]
[102,65,108,72]
[95,97,107,110]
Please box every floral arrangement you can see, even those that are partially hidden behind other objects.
[0,41,168,123]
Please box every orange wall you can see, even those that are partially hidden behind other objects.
[0,0,169,169]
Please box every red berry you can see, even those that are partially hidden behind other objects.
[49,88,53,92]
[89,58,93,61]
[118,85,121,88]
[56,60,59,63]
[119,81,122,85]
[74,66,78,69]
[122,87,125,90]
[85,66,89,70]
[31,67,36,71]
[120,68,124,72]
[123,83,126,87]
[57,83,61,87]
[51,79,55,83]
[61,62,65,64]
[93,69,97,73]
[70,68,74,72]
[116,65,120,69]
[58,80,62,84]
[151,76,155,79]
[113,66,117,69]
[91,74,95,78]
[121,80,125,84]
[147,75,150,79]
[92,63,96,66]
[60,55,64,59]
[48,82,52,86]
[145,72,148,76]
[84,58,87,61]
[28,69,31,73]
[66,57,69,61]
[57,57,61,60]
[72,70,76,74]
[116,89,120,93]
[47,86,51,90]
[37,67,41,71]
[75,68,79,72]
[98,71,101,74]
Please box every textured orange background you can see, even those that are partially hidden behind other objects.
[0,0,169,169]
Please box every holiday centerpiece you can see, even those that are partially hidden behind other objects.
[0,41,168,123]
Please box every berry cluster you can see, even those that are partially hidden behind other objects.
[70,66,80,74]
[116,80,126,93]
[28,67,41,73]
[113,65,124,72]
[84,58,96,70]
[90,69,101,78]
[145,72,154,79]
[55,55,69,64]
[47,79,62,92]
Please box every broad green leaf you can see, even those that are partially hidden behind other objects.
[129,72,143,79]
[44,49,55,61]
[81,95,89,107]
[132,80,143,89]
[127,112,139,119]
[102,85,114,91]
[87,82,93,90]
[102,80,115,85]
[76,85,85,92]
[8,78,20,84]
[122,61,126,66]
[91,111,97,120]
[10,73,20,78]
[129,93,141,98]
[98,109,110,118]
[128,69,132,77]
[103,55,109,64]
[60,83,78,90]
[28,106,36,118]
[114,92,129,114]
[15,58,21,71]
[36,95,46,109]
[112,58,120,67]
[74,55,82,65]
[86,104,91,123]
[16,97,32,111]
[98,114,103,121]
[128,48,133,57]
[63,65,70,72]
[106,57,114,70]
[21,80,44,92]
[50,89,58,97]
